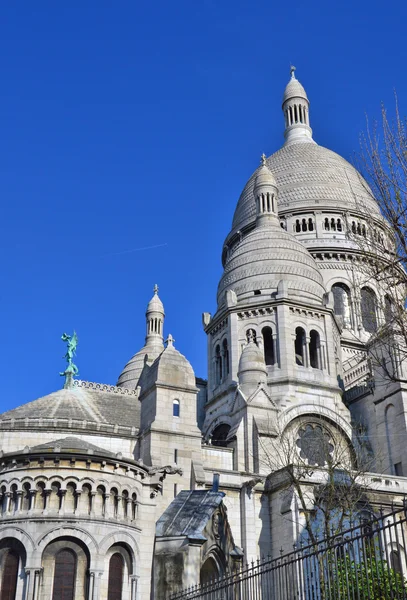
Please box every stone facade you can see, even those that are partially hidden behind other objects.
[1,69,407,598]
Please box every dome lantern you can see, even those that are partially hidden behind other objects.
[282,66,314,146]
[145,284,165,346]
[254,154,279,227]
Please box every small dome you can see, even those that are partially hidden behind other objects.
[117,285,165,389]
[116,343,162,389]
[218,220,326,306]
[147,285,164,314]
[254,163,277,189]
[283,75,308,104]
[139,336,196,391]
[238,339,267,381]
[231,144,380,233]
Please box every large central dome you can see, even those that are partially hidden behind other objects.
[232,142,381,233]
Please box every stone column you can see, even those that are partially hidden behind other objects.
[16,490,23,512]
[43,489,51,512]
[89,570,103,599]
[29,490,36,513]
[59,489,66,514]
[130,575,139,600]
[5,491,11,514]
[103,494,110,518]
[88,572,95,600]
[24,568,41,600]
[116,495,123,519]
[90,491,96,517]
[74,490,82,515]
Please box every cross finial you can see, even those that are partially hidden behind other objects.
[290,65,296,79]
[260,153,267,166]
[166,334,175,347]
[153,284,159,295]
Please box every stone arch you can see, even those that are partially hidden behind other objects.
[78,476,96,489]
[99,531,139,565]
[0,526,35,554]
[203,414,234,441]
[211,423,232,447]
[200,545,227,584]
[41,535,91,600]
[0,537,28,600]
[36,526,99,565]
[281,405,353,448]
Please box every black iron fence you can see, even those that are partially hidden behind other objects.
[169,504,407,599]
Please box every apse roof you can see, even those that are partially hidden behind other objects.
[0,381,140,437]
[156,490,225,539]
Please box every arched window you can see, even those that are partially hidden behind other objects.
[390,550,403,574]
[49,482,61,511]
[222,339,229,377]
[36,482,46,510]
[65,483,76,512]
[361,287,378,333]
[107,553,124,600]
[211,424,231,448]
[331,218,336,231]
[385,295,394,324]
[22,482,31,511]
[2,550,19,600]
[295,219,301,232]
[308,218,314,231]
[337,219,342,231]
[301,218,307,231]
[295,327,306,366]
[332,283,352,328]
[52,549,77,600]
[200,557,220,586]
[324,217,330,231]
[131,493,138,520]
[309,330,321,369]
[352,221,356,234]
[173,399,180,417]
[215,345,222,385]
[262,327,275,366]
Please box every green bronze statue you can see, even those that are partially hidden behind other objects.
[60,331,79,388]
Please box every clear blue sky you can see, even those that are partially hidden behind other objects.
[1,1,407,411]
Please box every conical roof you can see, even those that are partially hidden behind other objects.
[147,285,164,314]
[283,72,308,103]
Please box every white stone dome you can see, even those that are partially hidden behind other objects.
[283,76,308,103]
[231,143,381,233]
[238,339,267,383]
[218,220,326,306]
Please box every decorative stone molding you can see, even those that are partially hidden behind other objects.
[73,380,138,397]
[237,307,276,320]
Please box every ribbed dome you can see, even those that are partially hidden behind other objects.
[139,337,196,391]
[147,287,164,314]
[116,342,162,389]
[231,143,380,232]
[283,76,308,103]
[254,162,277,188]
[218,221,326,306]
[238,339,267,382]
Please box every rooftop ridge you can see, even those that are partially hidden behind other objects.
[73,379,138,396]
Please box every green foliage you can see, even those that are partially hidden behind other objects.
[335,552,406,599]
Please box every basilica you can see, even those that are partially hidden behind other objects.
[1,69,406,599]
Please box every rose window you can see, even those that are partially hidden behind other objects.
[296,423,334,466]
